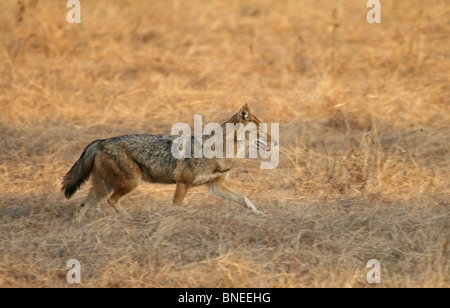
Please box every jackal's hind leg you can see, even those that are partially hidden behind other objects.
[98,151,142,218]
[73,176,113,222]
[107,191,133,218]
[107,178,141,218]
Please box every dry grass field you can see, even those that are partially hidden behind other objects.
[0,0,448,287]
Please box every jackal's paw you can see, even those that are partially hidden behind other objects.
[123,212,134,221]
[72,205,85,223]
[252,209,267,216]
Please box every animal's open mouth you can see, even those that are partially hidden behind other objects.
[256,140,271,152]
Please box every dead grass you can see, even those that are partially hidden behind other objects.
[0,0,448,287]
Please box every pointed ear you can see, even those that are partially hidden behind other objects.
[237,104,250,122]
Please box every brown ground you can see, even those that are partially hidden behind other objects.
[0,0,448,287]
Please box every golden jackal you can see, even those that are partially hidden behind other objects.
[62,104,276,221]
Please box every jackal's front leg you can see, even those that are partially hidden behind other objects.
[207,177,266,216]
[173,182,188,206]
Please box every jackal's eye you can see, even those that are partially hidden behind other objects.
[256,140,270,152]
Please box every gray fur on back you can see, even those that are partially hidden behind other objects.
[98,134,179,183]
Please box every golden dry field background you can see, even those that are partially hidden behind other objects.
[0,0,449,287]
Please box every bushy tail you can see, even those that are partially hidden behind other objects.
[62,140,100,199]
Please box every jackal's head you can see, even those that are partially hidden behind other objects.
[228,104,278,153]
